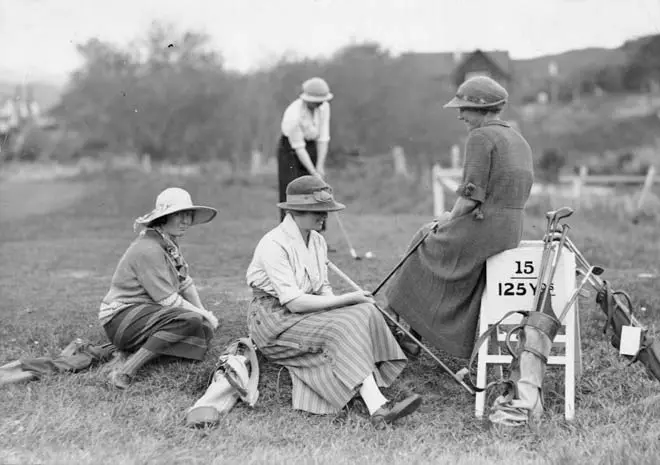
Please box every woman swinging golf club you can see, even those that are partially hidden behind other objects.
[384,76,535,359]
[277,78,331,223]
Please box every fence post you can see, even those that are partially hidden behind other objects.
[141,154,152,173]
[451,144,461,169]
[632,165,657,222]
[392,146,411,178]
[250,149,262,176]
[432,164,445,217]
[572,165,588,206]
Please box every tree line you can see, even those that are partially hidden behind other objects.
[52,23,466,170]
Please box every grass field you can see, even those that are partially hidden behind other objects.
[1,166,659,465]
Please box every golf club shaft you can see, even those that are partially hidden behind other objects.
[334,213,358,257]
[327,261,476,395]
[559,267,596,322]
[565,238,642,326]
[532,213,559,312]
[538,224,570,313]
[371,223,437,296]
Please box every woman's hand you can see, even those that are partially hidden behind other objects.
[204,311,219,330]
[347,290,376,305]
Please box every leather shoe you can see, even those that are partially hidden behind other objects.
[371,394,422,429]
[399,338,421,357]
[109,370,132,390]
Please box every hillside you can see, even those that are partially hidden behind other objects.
[513,47,629,97]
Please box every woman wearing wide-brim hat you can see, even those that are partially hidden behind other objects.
[277,77,333,227]
[384,75,535,359]
[100,187,220,389]
[246,176,422,428]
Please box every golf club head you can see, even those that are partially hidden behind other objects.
[349,248,362,260]
[554,206,575,222]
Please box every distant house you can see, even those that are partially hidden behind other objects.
[452,49,513,90]
[398,49,513,91]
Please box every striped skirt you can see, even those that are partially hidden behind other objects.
[103,303,214,361]
[247,291,407,414]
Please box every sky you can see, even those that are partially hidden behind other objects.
[1,0,660,84]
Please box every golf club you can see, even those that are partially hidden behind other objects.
[564,238,642,327]
[532,211,563,313]
[371,220,441,296]
[327,260,476,395]
[537,223,570,314]
[559,265,605,322]
[334,213,372,260]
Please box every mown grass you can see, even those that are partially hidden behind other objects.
[1,166,660,465]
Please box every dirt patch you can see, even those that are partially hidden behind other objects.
[0,180,91,222]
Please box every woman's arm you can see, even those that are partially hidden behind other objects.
[286,290,373,314]
[448,196,479,219]
[315,103,330,176]
[181,282,204,310]
[160,292,219,329]
[452,130,493,219]
[294,147,321,178]
[315,141,328,177]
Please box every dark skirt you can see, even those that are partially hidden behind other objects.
[385,208,524,358]
[103,303,214,361]
[277,135,318,222]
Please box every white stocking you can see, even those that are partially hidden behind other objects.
[358,373,388,415]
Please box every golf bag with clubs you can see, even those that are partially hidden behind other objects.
[465,208,575,426]
[566,228,660,383]
[466,206,660,426]
[595,282,660,380]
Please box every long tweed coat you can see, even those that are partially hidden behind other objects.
[385,120,534,358]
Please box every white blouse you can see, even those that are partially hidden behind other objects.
[246,214,333,305]
[280,98,331,150]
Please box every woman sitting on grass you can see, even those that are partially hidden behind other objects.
[100,187,219,389]
[246,175,422,428]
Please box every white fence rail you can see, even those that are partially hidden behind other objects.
[432,164,656,216]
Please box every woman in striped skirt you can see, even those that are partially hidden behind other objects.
[246,175,422,428]
[100,188,219,389]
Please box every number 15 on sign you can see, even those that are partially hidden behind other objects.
[497,260,555,297]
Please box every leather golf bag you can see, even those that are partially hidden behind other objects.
[596,282,660,382]
[185,337,260,428]
[487,288,561,426]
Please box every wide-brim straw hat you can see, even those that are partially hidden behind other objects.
[444,75,509,109]
[277,175,346,212]
[134,187,217,228]
[300,77,334,103]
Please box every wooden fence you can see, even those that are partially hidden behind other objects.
[432,164,657,216]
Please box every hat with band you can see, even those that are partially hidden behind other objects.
[134,187,217,230]
[300,77,334,103]
[443,75,509,109]
[277,176,346,212]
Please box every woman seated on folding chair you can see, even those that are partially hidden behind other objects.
[385,76,535,359]
[246,175,421,428]
[99,188,220,389]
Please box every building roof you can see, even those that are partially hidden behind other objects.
[454,49,512,79]
[398,50,512,81]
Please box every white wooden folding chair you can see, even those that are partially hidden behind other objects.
[474,240,582,421]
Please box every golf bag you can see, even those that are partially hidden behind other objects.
[596,282,660,382]
[185,337,260,428]
[467,287,561,426]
